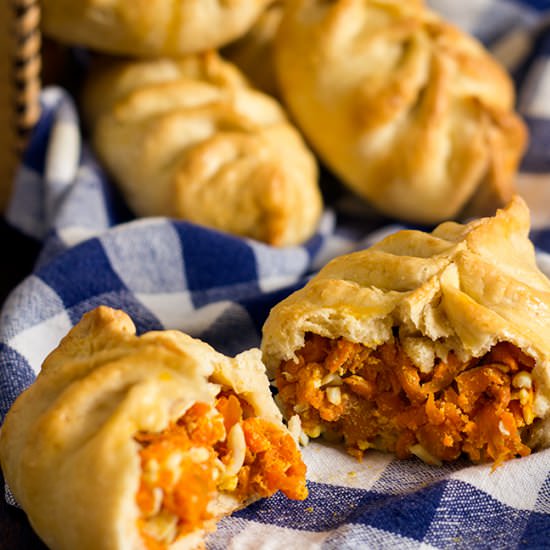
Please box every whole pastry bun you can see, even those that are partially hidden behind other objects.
[41,0,273,57]
[0,306,307,550]
[274,0,528,224]
[262,196,550,465]
[82,52,322,246]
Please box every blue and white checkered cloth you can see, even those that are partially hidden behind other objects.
[2,1,550,548]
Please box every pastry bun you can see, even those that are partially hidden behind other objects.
[0,306,307,550]
[262,196,550,465]
[274,0,527,224]
[82,52,323,246]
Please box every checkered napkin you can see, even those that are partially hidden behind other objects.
[2,1,550,548]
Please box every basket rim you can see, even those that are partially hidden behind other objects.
[0,0,42,212]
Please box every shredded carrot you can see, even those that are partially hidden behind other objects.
[216,393,243,433]
[135,392,308,549]
[325,338,360,373]
[135,403,224,546]
[277,334,536,466]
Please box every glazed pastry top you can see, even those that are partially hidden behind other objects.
[0,306,284,550]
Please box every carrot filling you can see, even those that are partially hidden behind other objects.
[276,334,537,466]
[134,392,307,549]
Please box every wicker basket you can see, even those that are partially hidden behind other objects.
[0,0,41,213]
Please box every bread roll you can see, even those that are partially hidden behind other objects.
[274,0,527,224]
[82,52,322,246]
[262,196,550,466]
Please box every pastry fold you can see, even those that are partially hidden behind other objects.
[0,306,307,550]
[274,0,527,223]
[82,52,322,247]
[262,196,550,465]
[41,0,273,57]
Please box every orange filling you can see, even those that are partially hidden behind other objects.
[134,392,307,549]
[216,393,308,501]
[276,334,536,466]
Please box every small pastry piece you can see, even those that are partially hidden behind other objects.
[223,1,286,98]
[274,0,527,223]
[41,0,273,57]
[262,196,550,466]
[0,306,307,550]
[82,52,322,247]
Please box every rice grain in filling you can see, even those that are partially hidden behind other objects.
[135,391,307,549]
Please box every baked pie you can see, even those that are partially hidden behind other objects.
[82,52,322,247]
[41,0,274,57]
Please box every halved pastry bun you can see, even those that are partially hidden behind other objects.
[262,196,550,466]
[0,306,307,550]
[274,0,527,224]
[81,52,322,247]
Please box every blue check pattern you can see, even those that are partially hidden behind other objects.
[2,1,550,547]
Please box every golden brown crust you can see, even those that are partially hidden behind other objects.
[82,52,322,247]
[0,306,291,550]
[41,0,273,57]
[274,0,527,223]
[262,196,550,445]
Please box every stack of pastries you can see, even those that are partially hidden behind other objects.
[0,307,308,550]
[42,0,324,246]
[40,0,528,235]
